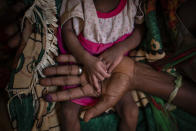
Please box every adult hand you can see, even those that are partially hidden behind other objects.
[40,54,100,100]
[40,54,135,122]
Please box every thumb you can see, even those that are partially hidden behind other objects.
[83,96,115,122]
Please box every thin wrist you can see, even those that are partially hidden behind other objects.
[79,51,93,64]
[117,43,130,55]
[121,45,130,54]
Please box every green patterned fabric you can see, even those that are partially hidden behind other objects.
[7,0,196,131]
[9,95,196,131]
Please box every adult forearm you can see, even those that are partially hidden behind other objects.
[132,62,196,115]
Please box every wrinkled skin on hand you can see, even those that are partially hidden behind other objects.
[40,55,134,122]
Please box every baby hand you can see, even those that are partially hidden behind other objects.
[99,46,124,73]
[83,55,110,92]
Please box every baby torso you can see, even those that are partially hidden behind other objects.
[57,0,143,106]
[60,0,142,55]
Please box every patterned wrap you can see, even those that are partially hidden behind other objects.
[6,0,196,131]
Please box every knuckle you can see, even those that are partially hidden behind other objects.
[42,78,51,86]
[39,79,45,85]
[63,77,68,83]
[57,55,64,61]
[100,77,104,81]
[43,68,48,75]
[96,61,101,65]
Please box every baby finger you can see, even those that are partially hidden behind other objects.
[92,75,100,92]
[96,72,105,81]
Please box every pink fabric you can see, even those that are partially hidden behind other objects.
[60,0,139,44]
[78,33,132,55]
[96,0,127,18]
[57,27,132,106]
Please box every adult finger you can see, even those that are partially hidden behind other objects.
[43,65,80,76]
[84,70,131,122]
[83,95,116,122]
[56,54,77,63]
[40,76,81,86]
[44,84,98,102]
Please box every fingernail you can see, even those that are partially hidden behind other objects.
[44,95,53,102]
[80,111,86,120]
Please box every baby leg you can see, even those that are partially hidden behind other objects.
[115,92,138,131]
[60,101,81,131]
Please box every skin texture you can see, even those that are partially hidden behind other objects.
[40,1,196,130]
[62,0,144,90]
[62,20,144,93]
[59,0,145,130]
[40,55,196,121]
[41,55,135,121]
[62,19,110,91]
[42,55,138,131]
[0,0,194,130]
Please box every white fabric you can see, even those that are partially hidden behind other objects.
[60,0,143,44]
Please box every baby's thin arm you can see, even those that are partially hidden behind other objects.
[114,24,145,54]
[62,19,110,90]
[61,19,91,64]
[98,24,145,73]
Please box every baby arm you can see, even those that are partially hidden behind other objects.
[99,24,145,73]
[61,19,110,91]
